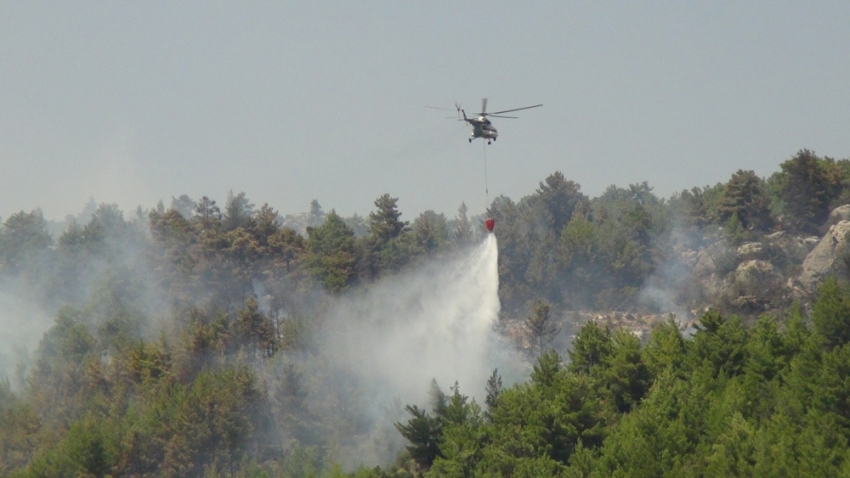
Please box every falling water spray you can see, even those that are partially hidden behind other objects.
[266,235,514,467]
[324,234,503,404]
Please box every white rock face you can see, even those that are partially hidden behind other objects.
[736,242,764,260]
[827,205,850,228]
[804,237,821,248]
[799,220,850,292]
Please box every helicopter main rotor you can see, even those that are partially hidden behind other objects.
[472,97,543,119]
[427,98,543,119]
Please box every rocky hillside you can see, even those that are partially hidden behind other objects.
[505,205,850,356]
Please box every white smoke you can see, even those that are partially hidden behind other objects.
[324,234,504,404]
[0,286,54,388]
[258,235,521,468]
[637,224,702,324]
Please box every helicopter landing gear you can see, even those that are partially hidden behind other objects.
[469,138,473,143]
[487,140,492,145]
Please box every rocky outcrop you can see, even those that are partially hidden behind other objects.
[702,272,731,299]
[764,230,816,264]
[659,216,850,313]
[799,220,850,292]
[827,205,850,228]
[693,243,735,278]
[723,260,786,312]
[736,242,765,261]
[734,260,784,294]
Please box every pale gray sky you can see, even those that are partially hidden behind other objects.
[2,2,849,221]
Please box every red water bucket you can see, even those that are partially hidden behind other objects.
[485,218,495,232]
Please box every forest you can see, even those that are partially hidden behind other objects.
[4,149,850,476]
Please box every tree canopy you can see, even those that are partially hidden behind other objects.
[3,150,850,476]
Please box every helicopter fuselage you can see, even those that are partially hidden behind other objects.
[465,116,498,142]
[451,100,540,144]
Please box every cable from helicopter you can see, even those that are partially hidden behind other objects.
[482,139,495,233]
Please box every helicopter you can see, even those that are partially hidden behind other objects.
[429,98,542,144]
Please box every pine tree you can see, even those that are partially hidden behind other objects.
[195,196,222,230]
[368,193,407,244]
[720,169,773,232]
[306,210,358,292]
[362,193,411,278]
[395,379,448,471]
[525,299,560,357]
[170,194,197,218]
[454,202,473,245]
[604,329,651,412]
[568,321,613,375]
[811,277,850,349]
[779,149,838,234]
[412,210,448,254]
[0,209,52,272]
[533,171,590,236]
[484,369,503,420]
[222,191,255,231]
[308,199,324,227]
[394,405,442,469]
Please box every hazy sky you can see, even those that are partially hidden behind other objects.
[2,2,849,222]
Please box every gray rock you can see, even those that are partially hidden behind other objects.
[701,273,730,298]
[680,250,698,269]
[734,260,784,295]
[787,277,808,300]
[827,205,850,228]
[799,220,850,292]
[736,242,764,260]
[763,231,815,263]
[731,295,771,313]
[803,236,820,249]
[693,243,735,278]
[693,248,714,278]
